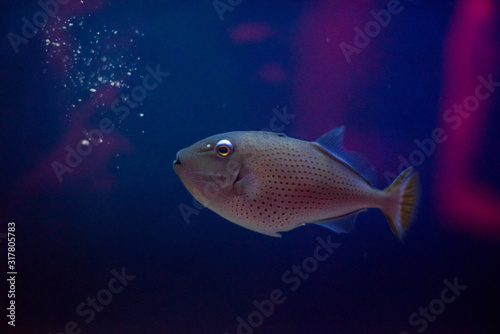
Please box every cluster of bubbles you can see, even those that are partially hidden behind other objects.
[42,13,144,111]
[41,11,147,171]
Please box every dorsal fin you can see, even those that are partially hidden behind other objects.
[313,126,377,185]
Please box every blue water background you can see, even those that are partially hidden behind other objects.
[1,1,499,333]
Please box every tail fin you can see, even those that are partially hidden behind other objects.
[381,167,420,241]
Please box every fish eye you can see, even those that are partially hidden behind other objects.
[215,139,233,157]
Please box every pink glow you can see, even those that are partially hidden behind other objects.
[4,1,133,214]
[435,0,500,238]
[229,22,274,44]
[229,22,287,84]
[291,0,387,168]
[257,62,287,83]
[11,83,131,203]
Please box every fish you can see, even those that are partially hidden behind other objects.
[173,127,420,240]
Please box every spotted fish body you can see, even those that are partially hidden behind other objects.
[173,127,419,239]
[223,133,379,237]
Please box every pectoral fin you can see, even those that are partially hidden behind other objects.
[233,173,257,196]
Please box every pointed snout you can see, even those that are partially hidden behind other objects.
[173,150,185,176]
[173,150,182,166]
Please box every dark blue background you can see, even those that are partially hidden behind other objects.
[1,1,499,333]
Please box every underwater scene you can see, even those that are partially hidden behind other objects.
[1,0,500,333]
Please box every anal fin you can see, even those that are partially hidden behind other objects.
[313,210,366,234]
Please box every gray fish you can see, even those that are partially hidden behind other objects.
[173,127,419,240]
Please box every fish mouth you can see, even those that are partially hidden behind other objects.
[184,170,228,183]
[173,150,237,186]
[173,151,182,166]
[172,151,215,182]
